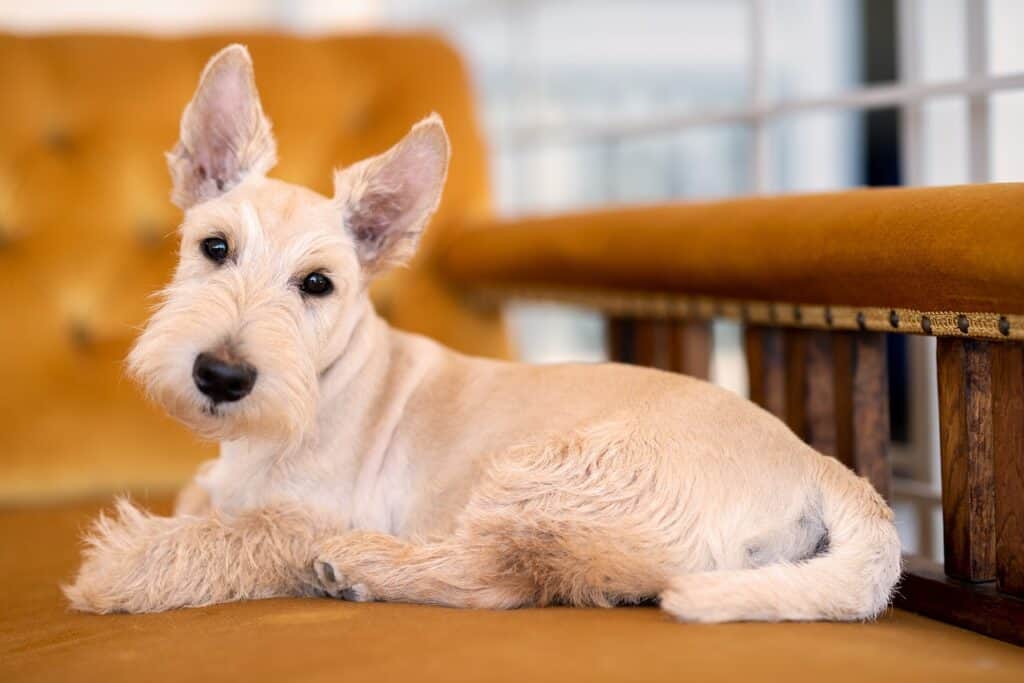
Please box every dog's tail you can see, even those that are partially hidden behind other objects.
[659,455,901,623]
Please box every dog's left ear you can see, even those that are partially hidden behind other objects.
[167,44,277,209]
[334,114,450,274]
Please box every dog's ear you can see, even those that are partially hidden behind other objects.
[334,114,450,274]
[167,44,277,209]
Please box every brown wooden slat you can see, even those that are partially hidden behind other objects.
[632,318,659,368]
[668,320,711,379]
[825,332,892,499]
[803,331,838,456]
[937,337,996,583]
[992,342,1024,597]
[850,333,891,501]
[783,329,808,438]
[633,319,676,370]
[832,332,855,470]
[896,555,1024,646]
[606,316,635,364]
[745,326,786,420]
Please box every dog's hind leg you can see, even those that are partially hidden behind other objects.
[313,508,670,609]
[313,531,536,608]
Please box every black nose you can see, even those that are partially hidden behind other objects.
[192,352,258,404]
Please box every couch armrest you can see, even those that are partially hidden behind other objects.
[440,184,1024,333]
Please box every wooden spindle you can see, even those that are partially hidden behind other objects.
[991,342,1024,597]
[803,331,839,457]
[668,320,711,380]
[937,337,996,583]
[745,326,786,420]
[632,318,660,368]
[606,316,635,364]
[783,329,809,438]
[789,331,890,499]
[846,333,891,501]
[628,318,674,369]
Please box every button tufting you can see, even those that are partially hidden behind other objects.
[45,127,74,153]
[343,101,375,134]
[69,319,93,349]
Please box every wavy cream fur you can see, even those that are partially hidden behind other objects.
[66,45,901,620]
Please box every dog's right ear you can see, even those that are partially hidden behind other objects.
[167,44,277,210]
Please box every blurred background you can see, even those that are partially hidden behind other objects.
[4,0,1024,562]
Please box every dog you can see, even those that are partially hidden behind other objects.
[64,44,901,621]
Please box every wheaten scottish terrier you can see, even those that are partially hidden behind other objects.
[65,45,901,621]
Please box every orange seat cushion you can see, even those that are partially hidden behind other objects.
[2,498,1023,682]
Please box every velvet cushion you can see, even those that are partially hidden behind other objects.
[2,498,1023,682]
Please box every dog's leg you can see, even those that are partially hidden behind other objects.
[312,531,535,608]
[314,423,681,609]
[64,498,326,614]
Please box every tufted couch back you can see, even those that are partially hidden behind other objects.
[0,33,506,503]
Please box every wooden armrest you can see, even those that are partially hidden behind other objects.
[440,183,1024,316]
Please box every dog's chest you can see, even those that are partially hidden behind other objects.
[198,438,416,534]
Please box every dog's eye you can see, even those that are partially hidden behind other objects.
[300,272,333,297]
[201,237,229,263]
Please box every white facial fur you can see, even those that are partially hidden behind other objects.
[127,44,449,444]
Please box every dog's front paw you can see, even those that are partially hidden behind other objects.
[63,497,216,614]
[63,498,188,614]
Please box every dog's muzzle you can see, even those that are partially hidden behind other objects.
[192,352,258,404]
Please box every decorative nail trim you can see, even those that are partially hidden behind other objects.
[470,285,1024,342]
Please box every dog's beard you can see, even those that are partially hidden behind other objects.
[130,358,318,444]
[126,305,320,445]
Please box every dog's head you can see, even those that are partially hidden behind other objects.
[128,45,449,443]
